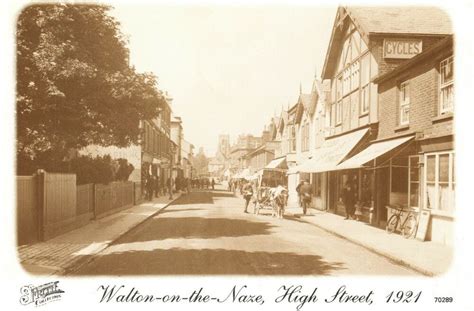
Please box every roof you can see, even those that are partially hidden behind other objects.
[348,6,452,35]
[322,6,452,79]
[374,35,453,84]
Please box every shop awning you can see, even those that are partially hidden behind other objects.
[335,135,415,170]
[296,128,370,173]
[265,156,288,170]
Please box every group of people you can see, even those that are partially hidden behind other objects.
[191,178,215,190]
[239,178,358,220]
[144,175,192,201]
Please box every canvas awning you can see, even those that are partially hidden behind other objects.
[335,135,415,170]
[265,156,288,170]
[294,128,370,173]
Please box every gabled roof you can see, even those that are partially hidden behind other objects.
[278,109,288,133]
[348,6,452,35]
[322,6,452,79]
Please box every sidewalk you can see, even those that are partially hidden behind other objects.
[18,194,182,275]
[285,205,453,276]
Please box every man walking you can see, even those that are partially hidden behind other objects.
[242,181,254,213]
[300,180,312,215]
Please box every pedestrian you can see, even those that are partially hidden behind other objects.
[295,180,305,207]
[300,180,312,215]
[168,177,173,200]
[211,178,215,190]
[186,177,191,195]
[153,175,159,198]
[341,180,356,220]
[242,181,254,213]
[146,175,154,201]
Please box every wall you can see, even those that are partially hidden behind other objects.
[377,50,453,141]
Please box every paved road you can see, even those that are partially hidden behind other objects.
[72,189,418,276]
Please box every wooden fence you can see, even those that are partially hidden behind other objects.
[94,181,134,219]
[17,171,138,245]
[17,176,39,245]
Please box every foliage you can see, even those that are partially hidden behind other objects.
[16,4,165,174]
[192,148,210,176]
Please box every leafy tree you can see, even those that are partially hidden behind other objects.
[16,4,165,174]
[192,148,210,176]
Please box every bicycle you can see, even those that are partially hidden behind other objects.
[386,205,419,238]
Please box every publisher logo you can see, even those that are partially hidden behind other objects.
[20,281,64,306]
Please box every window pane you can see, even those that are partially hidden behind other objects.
[410,183,419,207]
[439,183,454,212]
[439,154,449,183]
[441,85,454,112]
[410,157,419,182]
[426,155,436,182]
[426,182,436,209]
[441,56,453,84]
[360,54,370,85]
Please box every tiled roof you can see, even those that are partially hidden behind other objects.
[348,6,452,35]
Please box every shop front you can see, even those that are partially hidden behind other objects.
[333,135,416,228]
[292,127,370,211]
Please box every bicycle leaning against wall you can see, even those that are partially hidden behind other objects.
[385,205,419,238]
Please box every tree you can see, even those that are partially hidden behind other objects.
[16,4,165,174]
[192,148,209,176]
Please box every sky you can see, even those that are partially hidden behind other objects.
[110,4,336,156]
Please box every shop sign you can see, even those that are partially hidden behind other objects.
[383,39,422,59]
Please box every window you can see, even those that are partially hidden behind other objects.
[336,100,342,125]
[289,125,296,152]
[302,122,310,151]
[409,156,420,208]
[360,53,370,114]
[424,152,455,213]
[440,56,454,114]
[399,81,410,125]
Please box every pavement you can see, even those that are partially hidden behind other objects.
[283,204,452,276]
[17,193,182,275]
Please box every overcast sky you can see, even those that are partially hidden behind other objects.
[111,4,336,156]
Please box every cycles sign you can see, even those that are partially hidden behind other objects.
[383,39,423,59]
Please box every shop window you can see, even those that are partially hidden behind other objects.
[439,56,454,114]
[424,151,455,212]
[399,81,410,125]
[409,156,420,208]
[312,173,322,197]
[391,157,409,200]
[360,170,373,207]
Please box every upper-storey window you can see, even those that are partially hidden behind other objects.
[330,25,374,127]
[440,56,454,114]
[399,81,410,125]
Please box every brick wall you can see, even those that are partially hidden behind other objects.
[377,50,453,141]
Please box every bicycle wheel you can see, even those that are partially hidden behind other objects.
[402,214,418,238]
[386,214,399,234]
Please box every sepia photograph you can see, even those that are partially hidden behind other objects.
[2,0,473,309]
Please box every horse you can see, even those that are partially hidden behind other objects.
[269,186,289,219]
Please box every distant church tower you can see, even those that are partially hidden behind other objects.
[216,134,230,161]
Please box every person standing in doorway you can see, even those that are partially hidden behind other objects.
[341,180,356,220]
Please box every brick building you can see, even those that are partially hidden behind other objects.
[292,6,452,238]
[370,36,454,244]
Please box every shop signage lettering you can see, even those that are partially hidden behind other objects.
[383,39,422,59]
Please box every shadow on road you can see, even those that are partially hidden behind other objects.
[114,217,275,243]
[72,247,345,275]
